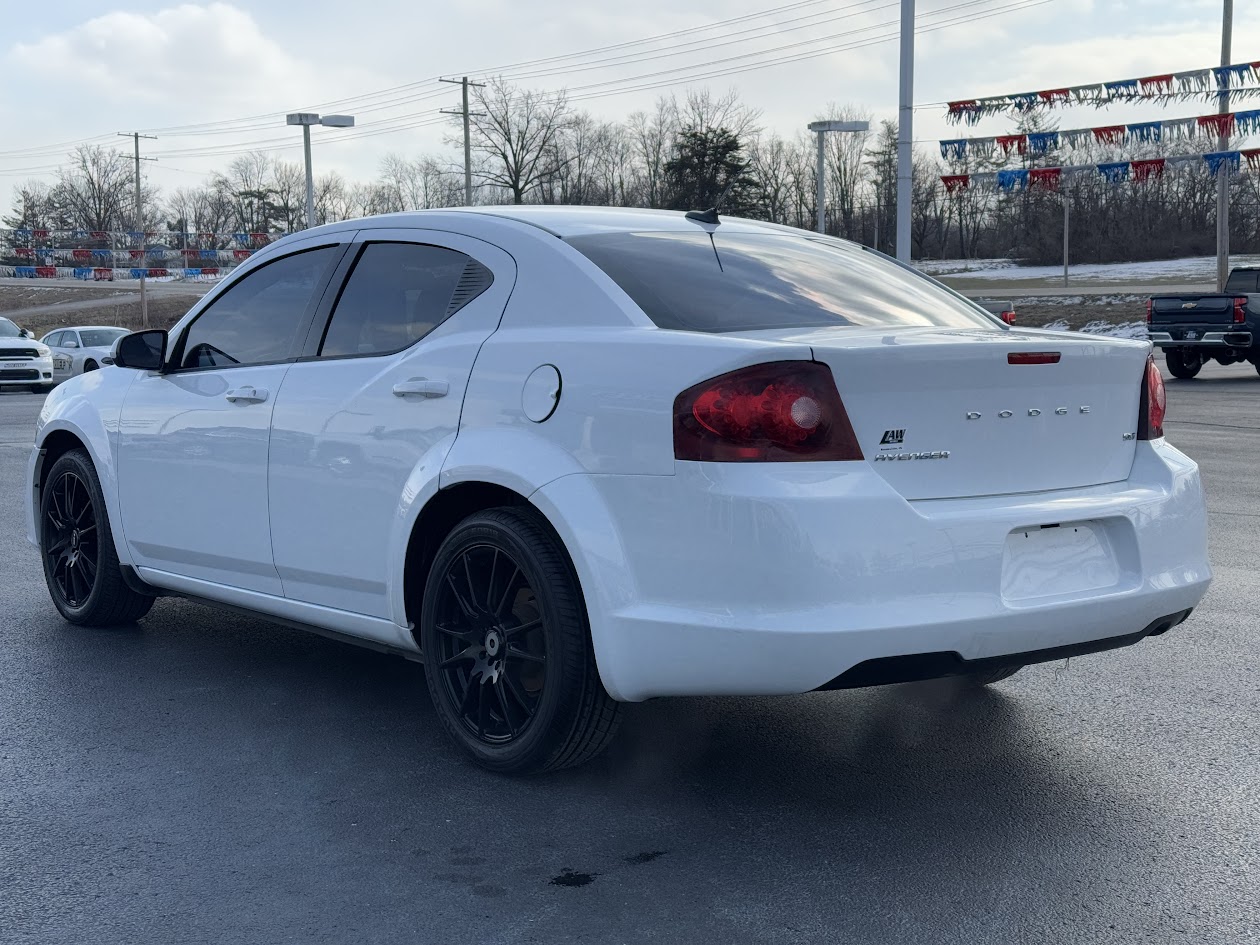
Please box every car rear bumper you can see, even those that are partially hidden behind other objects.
[1149,330,1252,347]
[534,439,1211,702]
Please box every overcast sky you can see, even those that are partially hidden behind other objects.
[0,0,1251,215]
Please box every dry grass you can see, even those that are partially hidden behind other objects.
[24,297,196,337]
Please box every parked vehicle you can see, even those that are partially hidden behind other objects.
[40,327,129,383]
[27,208,1212,773]
[0,316,54,393]
[980,299,1017,324]
[1147,267,1260,377]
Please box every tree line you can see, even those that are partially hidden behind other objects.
[5,79,1259,264]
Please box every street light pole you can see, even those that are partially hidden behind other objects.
[286,113,356,230]
[807,120,870,236]
[896,0,915,262]
[1216,0,1233,291]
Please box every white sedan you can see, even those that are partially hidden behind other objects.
[25,207,1211,773]
[40,326,129,382]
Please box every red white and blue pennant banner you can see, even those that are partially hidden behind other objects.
[940,110,1260,160]
[940,149,1260,193]
[946,62,1260,125]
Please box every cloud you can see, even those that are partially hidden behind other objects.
[7,3,319,107]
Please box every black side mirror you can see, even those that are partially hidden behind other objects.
[113,330,167,371]
[20,328,34,339]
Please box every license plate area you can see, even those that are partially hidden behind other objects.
[1001,520,1119,602]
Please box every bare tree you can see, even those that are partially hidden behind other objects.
[52,145,142,232]
[627,97,678,208]
[818,104,873,239]
[471,78,571,204]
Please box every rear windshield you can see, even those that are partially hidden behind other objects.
[80,329,128,348]
[566,230,998,333]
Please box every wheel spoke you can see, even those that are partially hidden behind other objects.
[67,561,84,603]
[458,673,478,717]
[502,668,532,714]
[494,566,520,616]
[445,572,477,618]
[78,552,97,584]
[503,617,541,639]
[486,548,499,610]
[46,534,71,555]
[476,680,488,737]
[494,679,517,737]
[434,621,472,640]
[506,644,545,664]
[461,553,480,613]
[438,643,479,669]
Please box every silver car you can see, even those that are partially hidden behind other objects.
[40,327,129,382]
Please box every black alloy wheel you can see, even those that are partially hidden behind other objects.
[44,469,99,609]
[432,541,548,744]
[1165,348,1201,379]
[419,507,622,774]
[39,449,155,625]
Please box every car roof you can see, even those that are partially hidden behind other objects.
[55,326,127,333]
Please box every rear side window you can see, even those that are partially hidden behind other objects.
[1225,270,1259,293]
[178,246,337,370]
[566,231,996,333]
[319,242,493,358]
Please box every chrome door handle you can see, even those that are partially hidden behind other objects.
[225,386,269,404]
[392,378,448,398]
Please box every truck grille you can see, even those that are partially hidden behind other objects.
[0,369,39,381]
[0,348,41,360]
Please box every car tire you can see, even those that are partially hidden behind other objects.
[963,664,1023,686]
[419,506,622,774]
[1165,348,1201,379]
[39,449,155,626]
[83,360,99,372]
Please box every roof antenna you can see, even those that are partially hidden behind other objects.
[685,176,739,226]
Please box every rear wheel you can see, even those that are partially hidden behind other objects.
[39,449,155,626]
[1165,348,1201,379]
[419,507,622,774]
[963,664,1023,686]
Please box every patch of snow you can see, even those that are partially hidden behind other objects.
[1042,319,1149,339]
[935,254,1260,287]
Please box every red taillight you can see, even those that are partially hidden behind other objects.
[1234,297,1247,323]
[1008,351,1061,365]
[673,361,863,462]
[1000,309,1016,325]
[1137,355,1165,440]
[1146,298,1154,324]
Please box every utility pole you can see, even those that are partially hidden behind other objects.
[441,76,485,206]
[895,0,915,262]
[1216,0,1233,291]
[118,132,157,328]
[1063,191,1070,287]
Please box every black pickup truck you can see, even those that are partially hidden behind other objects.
[1148,268,1260,378]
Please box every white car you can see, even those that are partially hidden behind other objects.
[26,207,1212,773]
[40,326,129,382]
[0,316,54,393]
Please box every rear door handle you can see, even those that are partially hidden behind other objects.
[392,378,448,398]
[225,386,269,404]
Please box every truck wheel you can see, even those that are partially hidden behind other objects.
[1165,348,1201,379]
[419,507,623,774]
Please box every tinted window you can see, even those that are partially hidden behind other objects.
[80,329,127,348]
[1226,270,1259,293]
[567,231,996,333]
[179,246,337,369]
[44,331,64,347]
[319,242,492,358]
[0,318,20,339]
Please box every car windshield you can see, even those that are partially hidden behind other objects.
[566,230,998,333]
[79,329,128,347]
[0,317,21,339]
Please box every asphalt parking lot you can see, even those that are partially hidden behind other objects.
[2,364,1257,945]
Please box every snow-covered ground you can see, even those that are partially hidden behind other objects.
[922,254,1260,288]
[1041,319,1148,339]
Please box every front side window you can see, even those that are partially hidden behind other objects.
[319,242,493,358]
[566,230,998,333]
[44,331,64,347]
[178,246,337,369]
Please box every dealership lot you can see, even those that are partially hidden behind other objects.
[1,364,1257,944]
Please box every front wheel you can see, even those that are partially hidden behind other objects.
[82,360,99,372]
[1165,348,1201,379]
[419,507,622,774]
[40,449,155,625]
